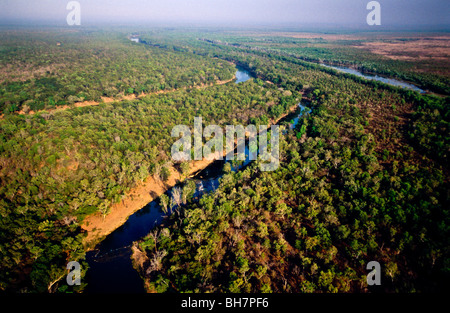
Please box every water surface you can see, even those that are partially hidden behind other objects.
[235,66,253,84]
[320,63,424,93]
[85,102,308,293]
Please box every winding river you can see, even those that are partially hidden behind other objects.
[86,37,423,293]
[319,63,425,93]
[84,67,270,293]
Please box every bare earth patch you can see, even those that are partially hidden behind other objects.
[239,31,369,41]
[0,62,67,84]
[8,76,236,118]
[81,101,300,248]
[82,157,216,246]
[355,36,450,61]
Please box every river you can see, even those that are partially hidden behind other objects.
[131,36,423,93]
[84,75,308,293]
[319,63,424,93]
[84,67,261,293]
[235,66,253,84]
[85,37,420,292]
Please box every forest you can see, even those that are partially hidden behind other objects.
[0,29,235,114]
[133,30,449,293]
[0,31,296,290]
[134,78,449,293]
[0,27,448,293]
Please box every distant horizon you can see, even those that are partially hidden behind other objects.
[0,19,449,33]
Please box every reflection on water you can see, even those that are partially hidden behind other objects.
[235,66,253,84]
[85,54,301,292]
[85,102,310,293]
[289,103,310,130]
[320,63,424,93]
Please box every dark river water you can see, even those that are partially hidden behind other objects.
[84,67,261,293]
[89,37,419,293]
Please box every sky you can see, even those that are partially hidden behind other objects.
[0,0,448,28]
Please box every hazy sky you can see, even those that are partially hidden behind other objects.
[0,0,449,28]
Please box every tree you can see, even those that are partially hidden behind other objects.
[386,262,399,283]
[160,194,170,214]
[180,161,190,178]
[146,250,167,275]
[99,200,111,220]
[161,166,171,182]
[182,181,195,205]
[172,187,182,208]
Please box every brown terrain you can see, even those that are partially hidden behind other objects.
[11,76,236,118]
[82,100,302,247]
[355,35,450,61]
[82,156,217,246]
[247,31,450,62]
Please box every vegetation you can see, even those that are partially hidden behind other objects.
[135,88,449,293]
[0,40,295,291]
[0,29,235,114]
[133,30,449,293]
[0,27,448,293]
[409,95,450,164]
[195,32,450,95]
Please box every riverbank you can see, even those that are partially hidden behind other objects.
[81,156,216,247]
[0,76,236,119]
[81,98,303,249]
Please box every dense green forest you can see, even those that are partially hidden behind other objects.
[0,50,295,291]
[0,27,448,293]
[133,30,449,293]
[135,84,449,293]
[138,30,450,95]
[197,32,450,95]
[0,29,235,114]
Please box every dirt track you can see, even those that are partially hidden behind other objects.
[3,76,236,119]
